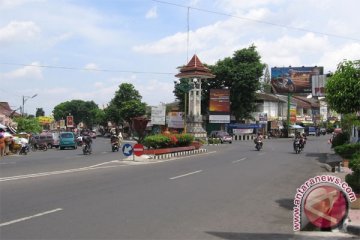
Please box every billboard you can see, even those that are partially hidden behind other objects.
[66,115,74,127]
[167,112,184,129]
[209,89,230,114]
[312,75,327,97]
[290,104,297,124]
[151,105,166,125]
[209,115,230,123]
[271,67,323,94]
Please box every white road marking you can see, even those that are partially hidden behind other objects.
[0,208,63,227]
[0,162,123,182]
[258,152,265,156]
[232,157,247,163]
[170,170,202,180]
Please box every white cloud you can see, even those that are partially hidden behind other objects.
[84,63,100,71]
[0,21,41,44]
[319,43,360,72]
[145,6,158,19]
[0,0,44,9]
[2,62,43,80]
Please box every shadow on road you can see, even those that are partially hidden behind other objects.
[275,198,294,211]
[305,152,327,163]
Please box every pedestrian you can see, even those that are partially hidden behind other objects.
[0,131,5,158]
[4,135,12,155]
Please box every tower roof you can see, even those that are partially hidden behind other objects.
[175,54,215,79]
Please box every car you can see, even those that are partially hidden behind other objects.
[32,132,60,148]
[59,132,77,150]
[320,128,326,135]
[209,130,233,144]
[305,126,316,136]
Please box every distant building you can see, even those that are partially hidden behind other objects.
[0,102,20,132]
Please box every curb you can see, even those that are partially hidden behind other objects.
[346,224,360,236]
[152,148,208,160]
[323,153,360,237]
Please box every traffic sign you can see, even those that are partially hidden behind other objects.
[122,144,133,156]
[133,143,144,156]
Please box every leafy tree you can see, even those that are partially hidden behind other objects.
[53,100,102,128]
[35,108,45,117]
[326,60,360,114]
[106,83,147,126]
[174,45,264,121]
[14,116,42,133]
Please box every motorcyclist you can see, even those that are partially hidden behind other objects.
[294,132,305,150]
[110,133,119,147]
[82,131,92,152]
[254,132,263,148]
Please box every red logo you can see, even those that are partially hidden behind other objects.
[304,185,348,229]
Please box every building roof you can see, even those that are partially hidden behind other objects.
[0,102,19,117]
[293,96,320,108]
[292,96,312,109]
[255,93,287,103]
[175,55,215,79]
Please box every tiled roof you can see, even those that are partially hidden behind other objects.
[0,102,19,117]
[256,93,287,102]
[175,55,215,79]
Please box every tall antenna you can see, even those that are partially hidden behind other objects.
[187,7,190,63]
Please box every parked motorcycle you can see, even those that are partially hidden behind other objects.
[82,143,92,155]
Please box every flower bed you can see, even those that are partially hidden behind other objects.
[143,146,195,155]
[143,133,194,149]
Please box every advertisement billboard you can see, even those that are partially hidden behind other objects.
[290,104,297,124]
[209,89,230,114]
[151,105,166,125]
[271,67,323,94]
[66,115,74,128]
[312,75,327,97]
[167,112,184,129]
[209,115,230,123]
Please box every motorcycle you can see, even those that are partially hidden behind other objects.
[31,143,48,152]
[255,140,263,151]
[82,143,92,155]
[19,143,30,155]
[111,141,120,152]
[294,139,301,154]
[271,76,295,92]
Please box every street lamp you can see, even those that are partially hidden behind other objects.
[22,94,38,116]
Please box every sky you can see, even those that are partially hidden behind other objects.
[1,0,359,116]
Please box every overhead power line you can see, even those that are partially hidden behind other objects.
[0,62,176,75]
[151,0,360,42]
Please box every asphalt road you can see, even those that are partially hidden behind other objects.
[0,135,355,239]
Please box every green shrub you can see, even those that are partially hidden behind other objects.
[345,171,360,194]
[143,134,170,149]
[334,143,360,158]
[143,133,194,149]
[331,132,350,148]
[349,156,360,173]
